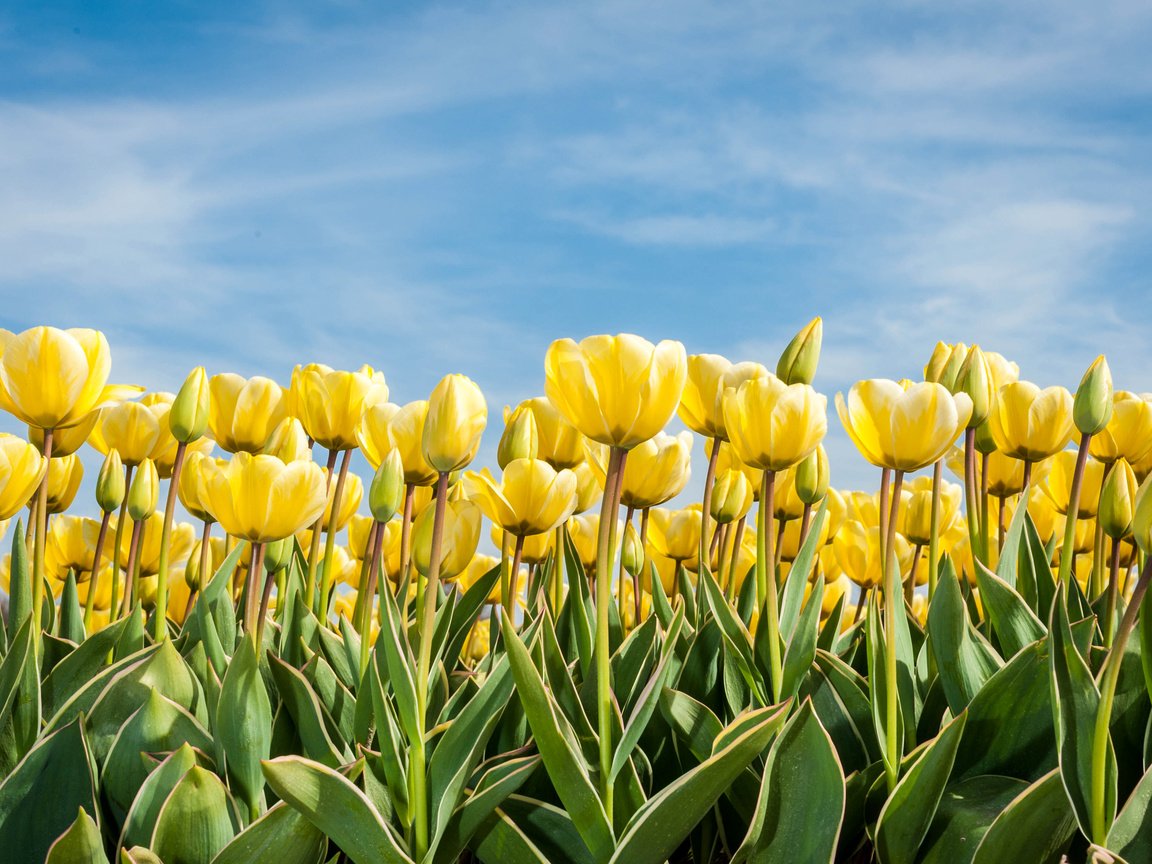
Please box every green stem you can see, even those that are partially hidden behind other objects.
[84,510,111,630]
[109,464,133,619]
[758,470,782,702]
[883,467,905,792]
[699,439,721,575]
[1057,433,1092,587]
[507,534,525,619]
[318,449,351,620]
[980,451,990,562]
[120,519,143,617]
[396,483,415,628]
[1103,537,1121,649]
[963,429,982,569]
[595,447,627,822]
[359,520,385,677]
[153,441,187,642]
[304,448,338,609]
[1090,557,1152,843]
[32,428,54,643]
[618,506,634,621]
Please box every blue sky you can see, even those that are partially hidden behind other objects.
[2,0,1151,492]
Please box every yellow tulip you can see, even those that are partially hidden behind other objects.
[138,392,215,478]
[647,506,703,567]
[0,326,133,430]
[903,475,963,547]
[1099,458,1137,540]
[90,401,161,467]
[985,351,1020,389]
[1090,391,1152,465]
[837,380,972,472]
[462,617,492,663]
[45,453,84,515]
[508,397,585,470]
[208,373,289,454]
[773,466,806,521]
[834,520,912,589]
[0,434,48,520]
[821,574,853,617]
[464,459,577,537]
[988,382,1074,463]
[357,400,438,486]
[493,525,553,565]
[293,364,389,451]
[586,431,692,510]
[347,514,376,560]
[946,446,1049,498]
[412,497,481,579]
[179,451,224,523]
[423,375,487,474]
[185,537,227,590]
[1040,450,1105,518]
[678,354,770,440]
[262,417,311,463]
[28,411,99,457]
[710,439,763,496]
[778,514,831,562]
[45,515,101,579]
[1133,474,1152,554]
[572,462,602,514]
[321,469,363,533]
[545,333,687,449]
[923,341,968,389]
[454,554,502,603]
[565,514,601,570]
[723,374,827,472]
[710,469,754,524]
[200,451,327,542]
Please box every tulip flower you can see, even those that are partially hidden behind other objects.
[262,417,311,463]
[208,373,289,454]
[411,497,481,581]
[776,317,823,386]
[988,382,1073,468]
[27,411,99,458]
[509,397,586,470]
[678,355,770,441]
[45,515,101,580]
[293,363,388,452]
[586,431,692,511]
[497,404,539,468]
[923,342,969,391]
[44,453,83,515]
[1089,391,1152,465]
[1099,458,1137,646]
[423,374,487,475]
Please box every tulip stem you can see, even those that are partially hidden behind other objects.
[998,494,1007,554]
[618,506,634,620]
[1058,433,1092,587]
[85,510,112,630]
[758,470,782,703]
[318,449,352,621]
[413,470,450,861]
[120,519,143,617]
[980,451,991,563]
[304,449,338,611]
[1090,465,1111,599]
[31,428,53,642]
[1091,557,1152,843]
[153,442,187,642]
[725,513,747,602]
[360,520,386,676]
[551,523,566,612]
[963,429,983,570]
[1104,537,1121,649]
[507,534,525,619]
[883,468,906,792]
[699,439,721,576]
[108,464,134,619]
[927,460,943,601]
[595,447,627,821]
[396,483,416,628]
[248,542,269,642]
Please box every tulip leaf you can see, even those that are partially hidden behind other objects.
[659,687,723,762]
[432,755,541,864]
[800,650,877,774]
[874,710,967,864]
[778,498,828,640]
[699,564,766,706]
[732,700,844,864]
[210,801,327,864]
[975,560,1046,659]
[376,583,421,746]
[267,653,349,767]
[608,702,789,864]
[216,634,272,820]
[121,848,165,864]
[1107,760,1152,862]
[471,808,551,864]
[120,743,200,850]
[917,774,1028,863]
[995,490,1030,589]
[7,523,31,630]
[561,528,595,677]
[58,571,85,644]
[262,756,413,864]
[495,795,599,864]
[1140,587,1152,708]
[444,561,502,666]
[972,768,1077,864]
[0,619,34,735]
[929,568,1003,713]
[499,612,610,863]
[150,765,239,864]
[1049,585,1115,838]
[46,806,109,864]
[0,717,99,864]
[40,615,129,718]
[780,575,824,703]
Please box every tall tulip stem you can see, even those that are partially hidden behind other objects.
[304,449,338,609]
[758,469,782,703]
[963,429,983,568]
[1091,557,1152,843]
[883,468,906,792]
[1104,538,1121,648]
[120,519,143,617]
[31,428,53,641]
[109,464,134,619]
[397,483,415,624]
[84,510,112,630]
[153,441,187,642]
[1058,433,1092,587]
[927,460,943,600]
[507,534,525,619]
[359,520,386,676]
[699,439,721,575]
[318,449,352,619]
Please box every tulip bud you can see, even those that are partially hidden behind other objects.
[423,374,488,474]
[925,342,968,391]
[924,342,952,384]
[1100,459,1137,540]
[795,445,829,506]
[621,522,643,577]
[170,366,210,443]
[1132,473,1152,554]
[776,317,822,385]
[1074,355,1113,436]
[955,346,995,428]
[498,405,539,468]
[96,449,126,514]
[264,537,293,573]
[127,458,159,522]
[370,450,405,523]
[974,419,998,455]
[710,469,754,524]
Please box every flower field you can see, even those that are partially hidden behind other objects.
[0,322,1149,863]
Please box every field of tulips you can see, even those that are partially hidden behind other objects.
[1,323,1151,863]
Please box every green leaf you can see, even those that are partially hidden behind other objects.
[1105,754,1152,861]
[210,801,327,864]
[262,756,413,864]
[496,795,599,864]
[778,498,828,639]
[659,688,722,762]
[0,717,99,864]
[608,702,790,864]
[699,564,766,706]
[874,710,968,864]
[216,634,272,819]
[58,571,85,644]
[7,522,30,629]
[431,755,541,864]
[1049,585,1114,839]
[917,775,1028,864]
[471,808,550,864]
[973,768,1077,864]
[929,568,1003,714]
[0,619,34,736]
[120,743,200,851]
[733,700,844,864]
[975,560,1046,658]
[780,574,824,702]
[40,616,128,718]
[801,650,877,775]
[267,654,349,767]
[150,765,238,864]
[46,807,110,864]
[499,613,610,863]
[376,583,421,746]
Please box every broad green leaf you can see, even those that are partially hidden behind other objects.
[120,744,200,851]
[608,702,790,864]
[929,569,1002,714]
[376,584,421,746]
[58,571,85,644]
[431,755,541,864]
[874,710,967,864]
[216,634,272,820]
[1105,751,1152,861]
[151,765,238,864]
[975,560,1046,658]
[46,806,109,864]
[778,498,828,639]
[262,756,413,864]
[973,768,1077,864]
[918,775,1027,864]
[41,615,128,718]
[210,801,327,864]
[658,688,722,763]
[733,700,844,863]
[267,654,348,767]
[780,575,824,702]
[0,619,34,734]
[699,564,766,706]
[497,795,598,864]
[800,650,877,774]
[472,808,550,864]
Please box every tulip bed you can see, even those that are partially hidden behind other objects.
[0,324,1151,864]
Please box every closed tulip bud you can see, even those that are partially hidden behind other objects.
[955,346,994,428]
[498,404,539,468]
[1100,459,1137,540]
[795,445,829,505]
[170,366,210,443]
[512,397,585,469]
[776,316,822,385]
[710,469,754,524]
[96,449,125,513]
[369,450,405,523]
[973,419,998,455]
[621,523,643,577]
[924,342,969,391]
[1073,355,1113,436]
[264,537,293,573]
[423,374,487,474]
[127,458,159,522]
[1130,474,1152,555]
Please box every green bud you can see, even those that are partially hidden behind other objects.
[369,449,405,523]
[1131,472,1152,554]
[710,469,753,524]
[184,541,207,590]
[955,346,995,428]
[776,317,822,385]
[974,419,998,455]
[1074,355,1113,436]
[96,449,126,514]
[622,523,643,577]
[795,445,829,505]
[170,366,210,443]
[127,458,158,522]
[1100,459,1137,540]
[264,538,293,574]
[497,405,539,468]
[924,341,968,390]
